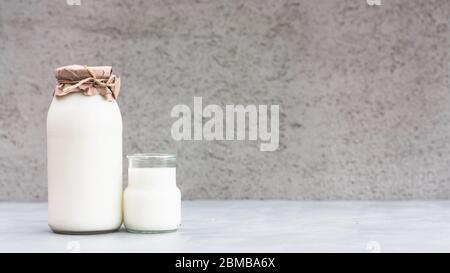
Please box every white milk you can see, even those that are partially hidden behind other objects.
[47,93,123,233]
[124,167,181,232]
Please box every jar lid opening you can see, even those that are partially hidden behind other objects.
[127,153,176,160]
[127,153,176,168]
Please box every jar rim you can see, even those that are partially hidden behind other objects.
[127,153,176,160]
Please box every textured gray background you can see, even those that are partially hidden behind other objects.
[0,0,449,201]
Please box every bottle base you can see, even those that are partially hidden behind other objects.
[50,227,120,235]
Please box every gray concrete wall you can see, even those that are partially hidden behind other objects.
[0,0,449,201]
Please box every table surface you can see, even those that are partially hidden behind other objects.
[2,201,450,253]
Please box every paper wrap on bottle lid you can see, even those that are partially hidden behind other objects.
[53,65,120,101]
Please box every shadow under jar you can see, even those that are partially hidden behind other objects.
[124,153,181,233]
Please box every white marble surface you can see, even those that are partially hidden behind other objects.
[1,201,450,253]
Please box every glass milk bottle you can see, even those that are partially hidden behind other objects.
[47,65,123,234]
[124,154,181,233]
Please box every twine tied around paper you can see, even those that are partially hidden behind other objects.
[53,65,120,101]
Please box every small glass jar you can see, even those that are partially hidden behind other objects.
[124,153,181,233]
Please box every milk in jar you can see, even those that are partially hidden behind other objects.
[124,154,181,233]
